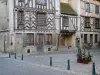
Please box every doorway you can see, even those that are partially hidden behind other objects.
[90,34,93,47]
[37,33,44,52]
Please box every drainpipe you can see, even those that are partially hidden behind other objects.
[57,34,60,51]
[4,35,6,53]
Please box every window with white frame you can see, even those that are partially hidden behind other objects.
[85,3,90,12]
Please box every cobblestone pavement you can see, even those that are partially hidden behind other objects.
[0,48,100,75]
[0,57,75,75]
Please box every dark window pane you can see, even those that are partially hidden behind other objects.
[17,10,24,29]
[95,5,99,14]
[85,17,90,28]
[36,13,46,26]
[46,34,52,45]
[95,18,100,29]
[18,0,25,2]
[62,17,69,27]
[95,34,98,43]
[84,34,87,43]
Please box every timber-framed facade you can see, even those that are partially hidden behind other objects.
[6,0,60,53]
[80,0,100,47]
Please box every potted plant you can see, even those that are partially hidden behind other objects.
[77,54,83,63]
[83,55,89,64]
[88,55,92,62]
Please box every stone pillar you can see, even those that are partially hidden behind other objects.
[34,33,36,46]
[72,34,76,47]
[8,0,15,52]
[87,34,90,43]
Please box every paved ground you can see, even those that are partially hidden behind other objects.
[0,48,100,75]
[0,57,75,75]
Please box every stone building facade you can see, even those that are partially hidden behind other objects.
[64,0,100,48]
[0,0,60,53]
[0,0,100,53]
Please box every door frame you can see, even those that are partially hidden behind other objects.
[37,33,44,52]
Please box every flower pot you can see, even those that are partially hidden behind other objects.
[77,59,83,63]
[88,56,92,62]
[83,60,89,64]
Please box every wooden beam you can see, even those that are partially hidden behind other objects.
[24,0,31,7]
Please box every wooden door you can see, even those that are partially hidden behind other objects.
[37,34,44,52]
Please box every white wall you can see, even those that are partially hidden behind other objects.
[0,1,9,52]
[0,1,8,30]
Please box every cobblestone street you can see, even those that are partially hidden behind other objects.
[0,48,100,75]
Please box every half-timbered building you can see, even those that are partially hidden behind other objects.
[58,1,77,49]
[80,0,100,48]
[65,0,100,48]
[0,0,60,53]
[1,0,99,53]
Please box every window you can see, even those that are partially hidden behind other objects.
[27,33,34,45]
[95,18,100,29]
[46,34,52,45]
[17,10,24,28]
[95,5,99,14]
[18,0,25,2]
[36,12,46,26]
[62,17,69,27]
[95,34,98,43]
[36,0,46,6]
[84,34,87,43]
[85,17,90,28]
[85,3,90,12]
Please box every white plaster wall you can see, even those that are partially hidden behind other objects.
[0,1,9,52]
[8,0,16,52]
[72,34,76,47]
[0,1,8,30]
[55,0,60,33]
[8,0,14,33]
